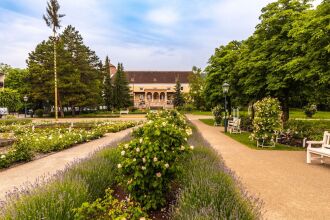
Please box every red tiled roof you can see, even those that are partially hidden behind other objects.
[125,71,192,84]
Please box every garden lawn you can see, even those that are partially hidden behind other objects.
[199,118,215,126]
[193,109,330,119]
[225,132,303,151]
[289,108,330,119]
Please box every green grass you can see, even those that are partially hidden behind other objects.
[225,132,303,151]
[199,118,215,126]
[199,119,303,151]
[173,128,261,220]
[190,108,330,120]
[190,110,213,115]
[289,108,330,119]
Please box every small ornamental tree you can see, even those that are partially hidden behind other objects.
[303,104,317,118]
[212,105,223,125]
[251,97,282,147]
[173,80,184,108]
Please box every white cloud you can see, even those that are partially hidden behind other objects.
[1,0,320,71]
[146,7,179,26]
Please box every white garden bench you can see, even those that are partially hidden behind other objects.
[306,131,330,164]
[228,118,241,134]
[119,109,129,115]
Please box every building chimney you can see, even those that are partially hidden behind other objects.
[109,63,117,77]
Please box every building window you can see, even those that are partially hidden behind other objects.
[181,87,183,90]
[140,87,143,90]
[167,88,171,90]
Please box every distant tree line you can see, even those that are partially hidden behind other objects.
[203,0,329,120]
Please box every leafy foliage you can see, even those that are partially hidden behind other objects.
[188,66,205,110]
[0,88,22,112]
[103,56,113,110]
[113,63,131,109]
[117,110,192,210]
[204,0,330,118]
[251,97,282,146]
[212,105,223,125]
[73,189,149,220]
[26,25,103,113]
[303,103,317,118]
[173,80,184,108]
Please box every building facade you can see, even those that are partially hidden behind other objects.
[126,71,191,109]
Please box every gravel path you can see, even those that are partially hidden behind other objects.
[0,127,134,201]
[187,115,330,220]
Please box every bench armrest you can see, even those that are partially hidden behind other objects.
[306,141,323,148]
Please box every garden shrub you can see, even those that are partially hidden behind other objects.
[35,109,44,118]
[212,105,223,125]
[240,115,253,132]
[303,104,317,118]
[0,143,126,219]
[284,120,330,142]
[2,178,89,220]
[118,110,193,210]
[172,126,261,219]
[251,97,282,146]
[73,189,149,220]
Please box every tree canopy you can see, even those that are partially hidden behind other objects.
[26,25,103,113]
[204,0,330,120]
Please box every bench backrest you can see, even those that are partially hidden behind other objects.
[322,131,330,149]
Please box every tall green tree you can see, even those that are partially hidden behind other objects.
[43,0,65,119]
[103,56,113,110]
[204,41,245,109]
[289,0,330,109]
[173,80,184,108]
[26,25,103,114]
[113,63,131,109]
[188,66,205,109]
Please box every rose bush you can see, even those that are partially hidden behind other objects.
[251,97,282,147]
[117,110,193,210]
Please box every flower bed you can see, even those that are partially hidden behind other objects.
[0,120,140,169]
[1,111,261,220]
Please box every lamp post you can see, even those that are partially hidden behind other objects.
[222,82,230,133]
[23,95,28,118]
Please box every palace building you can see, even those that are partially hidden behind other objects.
[110,65,192,109]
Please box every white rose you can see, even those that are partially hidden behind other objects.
[139,138,143,143]
[153,157,158,162]
[117,164,122,169]
[142,157,146,163]
[1,154,6,159]
[133,158,136,162]
[121,150,125,156]
[190,145,194,150]
[165,163,169,168]
[124,144,129,149]
[156,172,162,178]
[136,148,140,152]
[141,166,146,170]
[180,145,185,151]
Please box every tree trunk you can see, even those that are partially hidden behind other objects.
[280,95,290,123]
[57,90,64,117]
[71,106,75,116]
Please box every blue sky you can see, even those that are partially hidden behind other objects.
[0,0,322,70]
